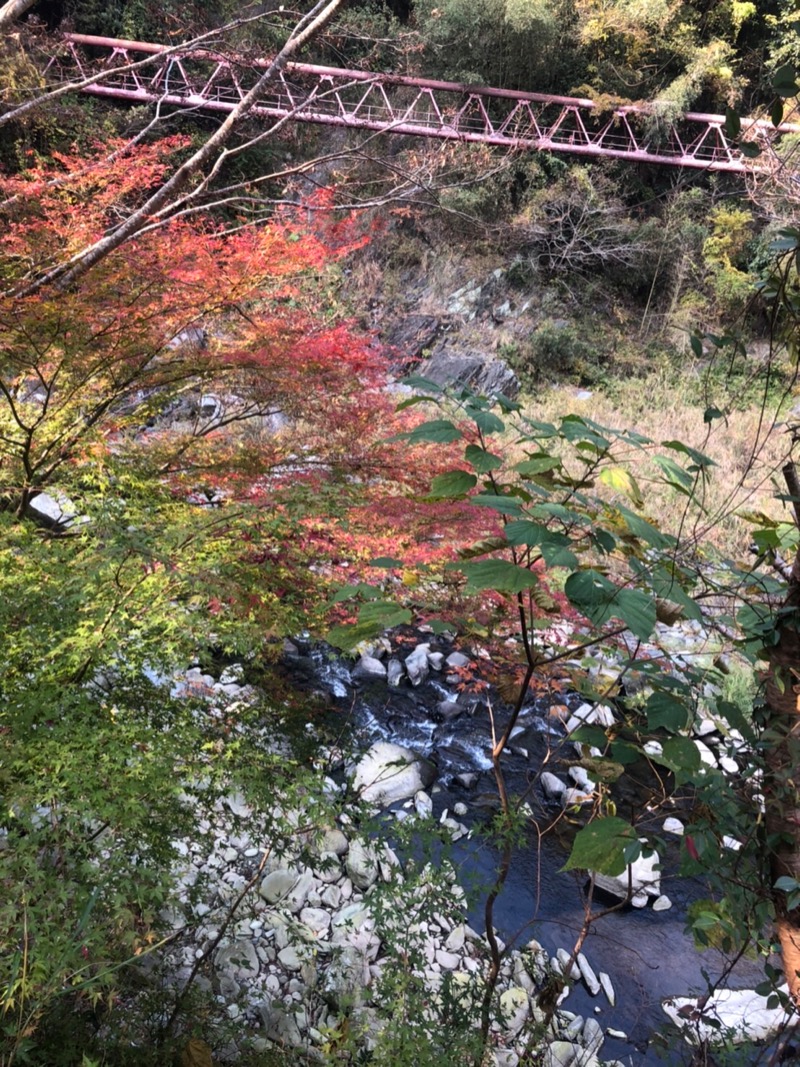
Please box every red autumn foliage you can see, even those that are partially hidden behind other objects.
[0,139,384,514]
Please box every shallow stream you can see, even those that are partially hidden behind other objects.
[283,638,772,1064]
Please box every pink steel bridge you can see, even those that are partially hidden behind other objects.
[45,33,800,174]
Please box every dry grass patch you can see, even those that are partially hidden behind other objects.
[524,371,795,561]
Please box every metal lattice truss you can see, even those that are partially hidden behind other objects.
[45,33,800,174]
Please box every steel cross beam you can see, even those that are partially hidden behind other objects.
[44,33,799,174]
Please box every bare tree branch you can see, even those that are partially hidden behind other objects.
[10,0,344,297]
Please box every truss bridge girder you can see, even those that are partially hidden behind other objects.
[44,34,800,174]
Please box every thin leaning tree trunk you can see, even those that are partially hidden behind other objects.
[0,0,37,31]
[13,0,344,297]
[765,461,800,1004]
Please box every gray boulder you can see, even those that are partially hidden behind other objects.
[352,741,436,807]
[415,348,520,399]
[26,490,82,530]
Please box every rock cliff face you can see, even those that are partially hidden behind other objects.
[382,295,521,400]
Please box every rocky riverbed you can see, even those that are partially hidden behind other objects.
[137,613,795,1065]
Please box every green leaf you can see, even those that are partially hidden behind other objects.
[591,529,617,554]
[610,740,642,765]
[559,414,610,450]
[716,699,756,744]
[704,406,725,424]
[504,520,552,546]
[395,395,434,411]
[565,570,655,639]
[514,455,561,477]
[330,582,382,603]
[465,444,503,472]
[327,601,412,649]
[724,107,741,138]
[773,63,798,90]
[473,410,505,435]
[470,494,526,516]
[771,228,800,252]
[568,725,609,749]
[653,454,695,496]
[403,419,462,444]
[690,334,704,358]
[771,98,785,127]
[740,141,762,158]
[368,557,405,568]
[646,691,691,733]
[400,374,443,393]
[661,440,716,469]
[649,736,702,782]
[456,560,541,593]
[773,64,800,97]
[563,817,640,877]
[429,470,478,498]
[495,393,521,412]
[615,504,671,548]
[775,876,800,893]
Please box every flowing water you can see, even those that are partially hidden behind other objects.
[290,641,772,1064]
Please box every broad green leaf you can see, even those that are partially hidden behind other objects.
[559,415,610,450]
[395,395,434,411]
[456,560,540,593]
[704,406,725,424]
[653,454,695,495]
[532,502,590,525]
[724,107,741,138]
[740,141,762,157]
[661,440,716,469]
[327,601,412,649]
[773,63,798,91]
[651,736,702,782]
[615,504,671,548]
[503,521,577,566]
[429,470,478,498]
[400,374,443,393]
[690,334,704,358]
[470,493,526,516]
[646,691,691,733]
[541,541,579,568]
[716,699,756,744]
[474,410,506,435]
[504,520,551,546]
[495,393,522,412]
[568,725,609,749]
[514,455,561,476]
[598,466,643,507]
[610,740,642,765]
[403,419,462,444]
[330,582,383,603]
[521,416,558,436]
[465,444,503,472]
[591,529,617,554]
[368,557,406,568]
[565,570,656,640]
[771,98,785,128]
[563,817,640,877]
[458,535,509,560]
